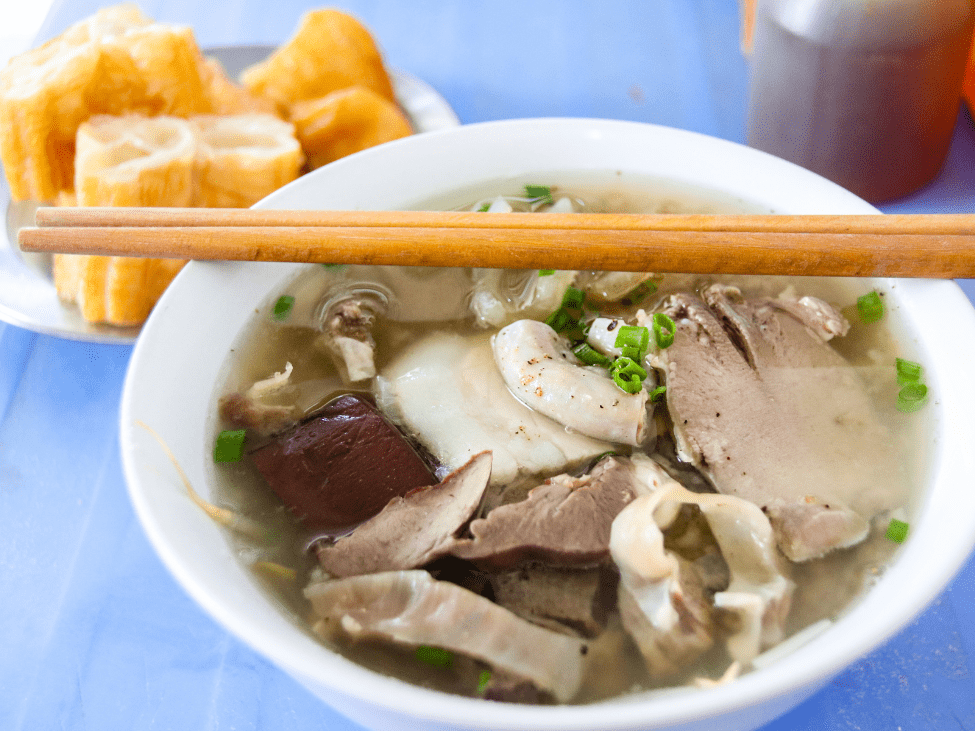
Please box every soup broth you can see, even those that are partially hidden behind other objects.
[210,179,920,703]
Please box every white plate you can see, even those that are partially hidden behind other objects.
[0,45,460,344]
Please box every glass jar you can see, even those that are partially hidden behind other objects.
[746,0,975,202]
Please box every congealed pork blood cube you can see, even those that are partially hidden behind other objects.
[249,393,437,532]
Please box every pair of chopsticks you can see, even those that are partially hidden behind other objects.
[18,207,975,278]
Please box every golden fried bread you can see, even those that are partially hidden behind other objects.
[192,114,303,207]
[199,57,279,116]
[290,86,412,169]
[0,30,147,201]
[54,254,187,327]
[0,3,223,202]
[56,114,197,326]
[241,9,395,112]
[75,115,196,207]
[55,112,302,325]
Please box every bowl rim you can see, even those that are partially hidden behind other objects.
[120,117,975,730]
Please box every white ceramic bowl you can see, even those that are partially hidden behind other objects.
[120,118,975,731]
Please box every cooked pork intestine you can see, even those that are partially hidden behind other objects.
[610,457,793,669]
[492,319,650,446]
[305,570,588,703]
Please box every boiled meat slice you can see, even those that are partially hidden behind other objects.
[648,285,903,561]
[375,331,612,485]
[304,570,587,703]
[447,456,637,570]
[315,452,492,577]
[488,564,612,638]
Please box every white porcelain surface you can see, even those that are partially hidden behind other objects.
[120,118,975,731]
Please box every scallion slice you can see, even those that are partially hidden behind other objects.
[856,291,884,323]
[652,312,676,349]
[476,203,491,212]
[611,356,647,394]
[885,518,909,543]
[649,385,667,403]
[614,325,650,357]
[321,263,345,271]
[573,342,612,367]
[524,184,554,205]
[895,357,923,385]
[272,295,295,321]
[545,308,575,333]
[415,645,454,667]
[896,382,928,413]
[214,429,247,463]
[477,669,492,695]
[538,269,556,276]
[561,286,585,311]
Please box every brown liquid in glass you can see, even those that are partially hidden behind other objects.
[747,8,975,203]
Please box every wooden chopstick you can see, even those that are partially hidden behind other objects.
[18,207,975,278]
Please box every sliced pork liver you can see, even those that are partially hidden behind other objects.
[489,564,613,638]
[650,285,902,561]
[315,452,492,577]
[446,456,636,570]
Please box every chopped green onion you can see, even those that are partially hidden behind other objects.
[621,280,658,306]
[545,308,575,333]
[895,358,923,385]
[561,286,585,311]
[652,312,676,349]
[415,645,454,667]
[321,263,345,270]
[614,325,650,359]
[611,356,647,394]
[573,342,612,367]
[538,269,556,276]
[477,203,491,212]
[592,451,619,463]
[856,291,885,323]
[477,669,492,695]
[885,518,909,543]
[896,382,928,413]
[214,429,247,463]
[524,184,554,205]
[649,385,667,403]
[272,295,295,321]
[612,371,644,394]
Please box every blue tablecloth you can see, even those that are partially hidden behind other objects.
[2,1,973,729]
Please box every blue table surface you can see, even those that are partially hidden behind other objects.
[2,1,974,729]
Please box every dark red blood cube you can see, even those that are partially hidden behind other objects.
[249,393,436,532]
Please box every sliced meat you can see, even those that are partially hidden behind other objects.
[447,456,637,570]
[304,570,587,703]
[489,564,613,638]
[375,331,612,486]
[249,393,436,533]
[315,452,492,577]
[648,285,902,561]
[492,319,650,446]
